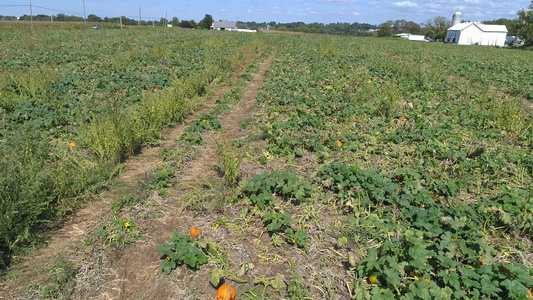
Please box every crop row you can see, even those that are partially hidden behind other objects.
[0,28,266,267]
[248,35,532,298]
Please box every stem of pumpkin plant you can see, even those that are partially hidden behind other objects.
[222,270,247,283]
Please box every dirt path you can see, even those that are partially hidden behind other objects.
[84,51,276,300]
[0,51,275,300]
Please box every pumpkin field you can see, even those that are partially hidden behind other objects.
[0,26,532,299]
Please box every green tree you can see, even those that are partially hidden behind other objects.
[517,0,533,46]
[423,16,451,41]
[198,14,214,29]
[171,17,179,27]
[87,14,103,22]
[377,21,394,37]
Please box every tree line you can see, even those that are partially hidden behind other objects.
[0,13,215,29]
[1,0,532,46]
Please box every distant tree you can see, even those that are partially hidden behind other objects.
[393,19,422,34]
[87,14,103,22]
[180,20,192,28]
[172,17,179,27]
[378,20,394,37]
[423,16,451,41]
[159,17,168,26]
[517,0,533,46]
[198,14,214,29]
[190,20,198,28]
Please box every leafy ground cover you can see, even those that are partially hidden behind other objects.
[1,28,532,299]
[0,27,264,267]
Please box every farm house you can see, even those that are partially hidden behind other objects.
[445,22,508,47]
[211,21,237,31]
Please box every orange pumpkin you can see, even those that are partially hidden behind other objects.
[190,227,200,238]
[216,284,236,300]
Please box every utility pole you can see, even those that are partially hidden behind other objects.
[30,1,33,30]
[50,5,53,23]
[138,6,141,26]
[119,7,123,29]
[82,0,87,29]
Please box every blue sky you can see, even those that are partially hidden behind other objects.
[1,0,530,25]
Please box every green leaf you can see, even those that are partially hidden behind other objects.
[209,268,223,287]
[161,260,173,274]
[480,277,502,296]
[441,271,460,289]
[384,268,401,286]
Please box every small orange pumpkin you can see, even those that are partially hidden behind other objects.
[190,227,200,238]
[216,284,236,300]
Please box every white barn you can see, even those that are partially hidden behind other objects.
[445,22,508,47]
[211,21,237,31]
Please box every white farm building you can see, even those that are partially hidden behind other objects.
[445,22,508,47]
[211,21,237,31]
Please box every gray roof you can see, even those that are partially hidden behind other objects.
[212,21,237,28]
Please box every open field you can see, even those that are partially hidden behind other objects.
[0,27,532,299]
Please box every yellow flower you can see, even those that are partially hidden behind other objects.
[3,155,7,159]
[369,276,377,284]
[203,119,206,123]
[338,131,342,135]
[49,152,54,156]
[69,142,75,148]
[414,275,419,280]
[437,163,441,167]
[292,239,296,244]
[337,141,343,148]
[124,222,131,228]
[166,255,171,260]
[425,278,430,284]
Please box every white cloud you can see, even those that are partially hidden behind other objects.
[393,1,418,7]
[247,9,252,13]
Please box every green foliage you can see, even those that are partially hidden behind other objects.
[198,14,214,30]
[285,229,308,248]
[215,135,240,189]
[151,166,175,196]
[156,232,208,274]
[517,1,533,46]
[263,211,292,233]
[243,170,313,208]
[357,234,533,299]
[287,259,311,299]
[240,73,253,81]
[0,28,266,267]
[38,259,76,299]
[111,195,143,214]
[92,217,141,248]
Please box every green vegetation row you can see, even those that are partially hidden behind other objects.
[249,34,532,298]
[0,28,266,268]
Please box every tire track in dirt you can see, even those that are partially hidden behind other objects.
[75,50,277,300]
[0,54,265,300]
